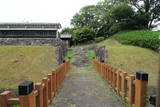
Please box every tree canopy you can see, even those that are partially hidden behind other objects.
[63,0,160,45]
[118,0,160,28]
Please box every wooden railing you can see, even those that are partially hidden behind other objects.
[0,60,71,107]
[93,59,148,107]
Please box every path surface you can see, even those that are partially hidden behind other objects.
[49,47,125,107]
[72,47,89,67]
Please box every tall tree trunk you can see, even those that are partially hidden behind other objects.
[156,52,160,107]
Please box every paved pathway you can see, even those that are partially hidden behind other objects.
[72,47,89,67]
[49,47,125,107]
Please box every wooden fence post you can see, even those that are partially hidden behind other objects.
[121,72,128,98]
[108,66,111,83]
[128,75,135,106]
[104,64,108,81]
[56,68,60,89]
[110,67,114,85]
[0,91,11,107]
[113,69,117,90]
[99,61,101,73]
[42,78,48,107]
[35,83,43,107]
[19,81,36,107]
[19,92,36,107]
[52,70,56,97]
[135,71,148,107]
[117,70,122,95]
[48,74,52,104]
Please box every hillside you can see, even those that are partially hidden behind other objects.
[99,39,159,95]
[0,46,57,92]
[113,30,160,51]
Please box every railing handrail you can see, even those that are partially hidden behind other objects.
[92,59,148,107]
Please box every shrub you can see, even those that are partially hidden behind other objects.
[109,23,122,35]
[95,37,105,42]
[72,27,95,44]
[114,30,160,51]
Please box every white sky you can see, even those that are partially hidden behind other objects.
[0,0,100,29]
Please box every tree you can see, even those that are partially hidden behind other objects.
[71,3,114,37]
[61,27,75,34]
[117,0,160,29]
[71,5,98,28]
[111,3,134,21]
[108,3,136,34]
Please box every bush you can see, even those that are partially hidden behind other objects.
[95,37,105,42]
[114,30,160,51]
[72,27,95,44]
[109,23,122,35]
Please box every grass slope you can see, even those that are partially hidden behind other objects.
[0,46,57,90]
[99,39,158,95]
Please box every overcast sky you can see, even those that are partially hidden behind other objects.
[0,0,100,28]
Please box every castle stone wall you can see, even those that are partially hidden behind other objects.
[0,38,62,46]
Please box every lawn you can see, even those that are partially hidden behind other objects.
[0,46,57,95]
[99,39,159,95]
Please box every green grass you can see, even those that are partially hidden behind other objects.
[99,39,158,95]
[88,50,95,59]
[113,30,160,51]
[0,46,57,91]
[66,50,73,59]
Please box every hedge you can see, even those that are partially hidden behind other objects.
[114,30,160,51]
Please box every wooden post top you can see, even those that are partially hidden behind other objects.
[136,71,148,81]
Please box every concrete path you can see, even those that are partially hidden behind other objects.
[49,46,126,107]
[72,47,90,67]
[49,66,125,107]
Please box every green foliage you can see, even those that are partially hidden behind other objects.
[109,20,137,35]
[61,27,75,34]
[95,37,105,42]
[66,50,73,59]
[88,50,96,59]
[117,0,160,29]
[111,3,134,21]
[72,27,95,44]
[71,4,113,37]
[71,5,98,28]
[70,0,160,45]
[109,23,122,35]
[108,3,137,35]
[114,30,160,51]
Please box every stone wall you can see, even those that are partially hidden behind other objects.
[0,38,62,46]
[94,45,107,63]
[84,45,107,63]
[56,42,68,65]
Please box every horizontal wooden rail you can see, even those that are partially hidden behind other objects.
[93,59,148,107]
[0,60,71,107]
